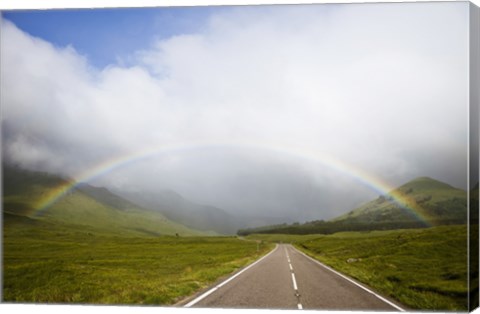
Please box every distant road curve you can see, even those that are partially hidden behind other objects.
[181,244,405,311]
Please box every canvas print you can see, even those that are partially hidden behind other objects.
[1,1,479,312]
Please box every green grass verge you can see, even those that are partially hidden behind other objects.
[3,219,274,305]
[248,225,468,311]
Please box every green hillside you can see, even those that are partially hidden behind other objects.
[238,177,467,235]
[334,176,467,225]
[3,165,208,237]
[2,165,276,305]
[122,189,241,235]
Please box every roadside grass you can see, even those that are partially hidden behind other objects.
[248,225,468,311]
[3,219,274,305]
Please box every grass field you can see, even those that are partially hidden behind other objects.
[248,225,469,311]
[3,217,274,305]
[3,166,277,305]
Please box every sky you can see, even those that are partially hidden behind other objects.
[0,2,471,222]
[2,6,222,68]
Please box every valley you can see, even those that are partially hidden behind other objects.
[2,165,476,310]
[239,176,470,235]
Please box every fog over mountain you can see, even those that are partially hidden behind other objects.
[1,3,469,223]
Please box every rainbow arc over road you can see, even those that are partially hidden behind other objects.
[32,141,434,225]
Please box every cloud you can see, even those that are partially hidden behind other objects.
[1,2,470,221]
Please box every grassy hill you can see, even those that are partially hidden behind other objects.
[334,176,467,225]
[3,165,208,237]
[238,177,467,235]
[121,189,241,235]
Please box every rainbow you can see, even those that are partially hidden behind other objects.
[32,140,434,225]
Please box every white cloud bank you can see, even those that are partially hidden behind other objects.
[1,2,470,220]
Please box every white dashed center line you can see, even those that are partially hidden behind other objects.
[285,247,303,310]
[291,273,298,290]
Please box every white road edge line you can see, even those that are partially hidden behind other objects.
[294,247,406,312]
[291,273,298,290]
[184,244,279,307]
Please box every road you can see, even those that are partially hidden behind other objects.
[183,244,405,311]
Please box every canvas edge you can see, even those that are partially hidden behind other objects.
[469,1,480,312]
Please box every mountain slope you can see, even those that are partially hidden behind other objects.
[333,176,467,225]
[120,190,242,235]
[238,177,467,235]
[3,165,209,236]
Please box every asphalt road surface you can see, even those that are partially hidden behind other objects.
[184,244,405,311]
